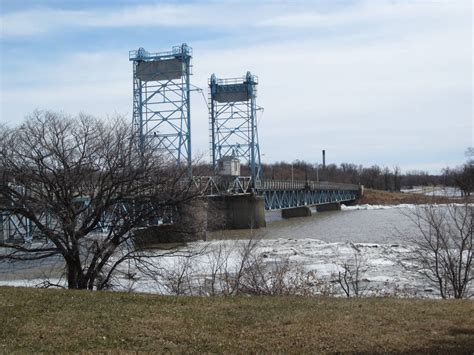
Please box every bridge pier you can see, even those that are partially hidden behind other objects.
[281,206,312,219]
[134,194,266,245]
[133,198,208,246]
[316,202,341,212]
[207,194,266,230]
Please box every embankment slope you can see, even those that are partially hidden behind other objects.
[1,287,473,353]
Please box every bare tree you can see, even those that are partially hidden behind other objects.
[404,203,473,299]
[334,244,370,298]
[0,111,197,289]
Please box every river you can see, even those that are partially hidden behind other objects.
[2,204,471,298]
[208,205,416,244]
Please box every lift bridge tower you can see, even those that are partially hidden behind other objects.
[209,72,262,188]
[129,44,192,173]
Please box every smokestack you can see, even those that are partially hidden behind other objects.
[322,149,326,169]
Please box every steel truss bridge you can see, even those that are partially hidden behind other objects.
[1,177,360,240]
[1,43,361,242]
[259,180,360,210]
[0,197,174,242]
[192,177,360,210]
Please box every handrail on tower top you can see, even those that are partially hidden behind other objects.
[210,72,258,86]
[129,43,192,61]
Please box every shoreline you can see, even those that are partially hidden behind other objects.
[354,188,470,205]
[3,238,472,299]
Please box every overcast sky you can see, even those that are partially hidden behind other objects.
[1,0,472,173]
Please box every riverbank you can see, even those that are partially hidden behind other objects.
[3,238,471,298]
[355,188,467,205]
[1,287,473,353]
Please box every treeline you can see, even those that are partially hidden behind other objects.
[195,161,433,191]
[259,152,473,195]
[196,148,473,195]
[441,149,474,196]
[261,162,405,191]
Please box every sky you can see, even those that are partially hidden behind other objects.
[0,0,472,174]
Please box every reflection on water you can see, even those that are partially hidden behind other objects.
[207,208,415,244]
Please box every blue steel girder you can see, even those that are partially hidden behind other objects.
[1,208,61,242]
[262,188,359,210]
[257,180,360,210]
[0,196,179,241]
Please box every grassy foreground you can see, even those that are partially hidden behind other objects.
[1,287,473,353]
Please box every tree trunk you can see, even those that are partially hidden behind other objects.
[66,260,87,289]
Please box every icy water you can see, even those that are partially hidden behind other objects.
[1,206,414,282]
[3,205,470,298]
[208,206,416,244]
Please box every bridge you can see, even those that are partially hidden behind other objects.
[192,176,360,211]
[1,44,361,241]
[259,180,360,210]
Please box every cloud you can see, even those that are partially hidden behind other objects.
[257,0,470,29]
[0,3,266,38]
[2,0,471,39]
[1,51,130,125]
[1,0,471,173]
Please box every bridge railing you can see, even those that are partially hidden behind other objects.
[256,179,359,191]
[190,177,360,194]
[191,176,252,195]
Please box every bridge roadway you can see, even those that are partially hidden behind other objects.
[257,179,361,210]
[1,178,361,240]
[192,176,361,210]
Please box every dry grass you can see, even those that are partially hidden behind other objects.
[1,287,473,353]
[355,188,464,206]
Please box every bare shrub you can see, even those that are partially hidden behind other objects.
[202,240,235,296]
[156,238,322,297]
[334,244,371,298]
[403,203,473,299]
[236,254,319,296]
[161,256,197,295]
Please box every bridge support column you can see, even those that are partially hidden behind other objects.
[281,206,312,219]
[133,198,208,246]
[316,202,341,212]
[207,194,266,230]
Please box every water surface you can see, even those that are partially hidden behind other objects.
[208,207,415,244]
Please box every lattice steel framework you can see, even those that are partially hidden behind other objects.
[209,72,262,187]
[129,44,192,173]
[260,180,360,210]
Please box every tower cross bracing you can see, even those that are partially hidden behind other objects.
[209,72,262,187]
[129,44,192,173]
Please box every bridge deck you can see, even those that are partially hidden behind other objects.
[191,176,361,210]
[257,180,360,210]
[257,180,359,191]
[1,177,361,240]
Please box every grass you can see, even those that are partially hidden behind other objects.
[1,287,473,353]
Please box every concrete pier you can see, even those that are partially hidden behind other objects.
[134,194,266,246]
[316,202,341,212]
[134,198,208,246]
[207,194,266,230]
[281,206,312,219]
